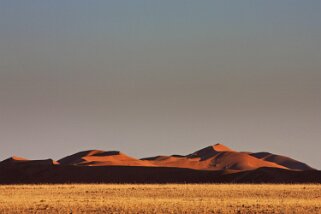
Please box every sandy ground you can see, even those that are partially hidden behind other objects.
[0,184,320,213]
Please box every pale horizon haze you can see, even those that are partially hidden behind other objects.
[0,1,320,169]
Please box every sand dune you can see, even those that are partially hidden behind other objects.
[0,144,317,184]
[58,150,155,166]
[0,156,30,166]
[0,156,58,166]
[250,152,314,170]
[1,144,313,171]
[141,144,287,170]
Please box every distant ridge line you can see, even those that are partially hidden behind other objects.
[0,144,319,184]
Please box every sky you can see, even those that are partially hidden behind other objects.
[0,1,320,168]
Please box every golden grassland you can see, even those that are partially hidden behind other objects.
[0,184,320,213]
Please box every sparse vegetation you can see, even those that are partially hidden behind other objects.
[0,184,320,213]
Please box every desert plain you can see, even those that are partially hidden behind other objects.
[0,184,320,214]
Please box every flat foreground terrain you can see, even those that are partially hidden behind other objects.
[0,184,320,213]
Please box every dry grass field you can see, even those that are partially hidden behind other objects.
[0,184,320,213]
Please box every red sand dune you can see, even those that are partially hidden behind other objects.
[141,144,287,171]
[1,144,313,172]
[58,150,155,166]
[53,143,314,171]
[0,144,319,184]
[1,156,59,166]
[249,152,314,170]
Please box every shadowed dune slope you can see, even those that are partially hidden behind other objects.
[250,152,314,170]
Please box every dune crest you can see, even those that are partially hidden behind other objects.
[2,156,29,163]
[188,143,234,160]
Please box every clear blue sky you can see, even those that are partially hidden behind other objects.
[0,1,320,168]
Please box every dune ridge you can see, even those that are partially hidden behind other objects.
[0,144,318,184]
[1,143,314,171]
